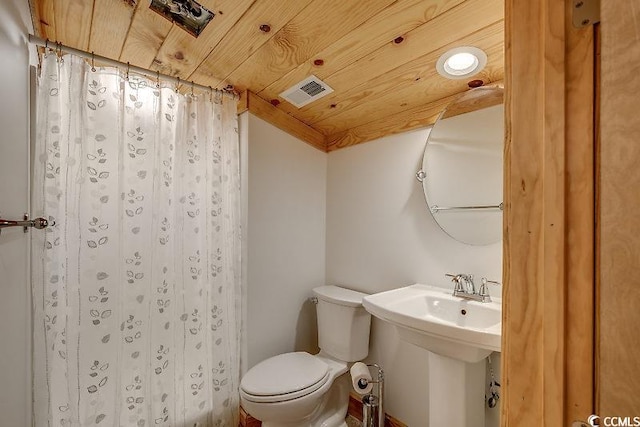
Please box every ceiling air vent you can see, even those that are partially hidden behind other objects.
[279,75,334,108]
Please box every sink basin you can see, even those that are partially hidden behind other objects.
[362,284,501,363]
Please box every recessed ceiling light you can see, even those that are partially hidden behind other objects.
[436,47,487,80]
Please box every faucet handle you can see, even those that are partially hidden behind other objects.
[478,278,491,302]
[445,273,464,292]
[479,278,501,301]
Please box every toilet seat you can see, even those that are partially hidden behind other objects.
[240,352,330,403]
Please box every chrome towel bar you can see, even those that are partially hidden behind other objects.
[430,202,504,214]
[0,213,52,235]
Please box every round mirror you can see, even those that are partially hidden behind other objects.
[419,87,504,245]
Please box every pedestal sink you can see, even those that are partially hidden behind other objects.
[362,283,501,362]
[362,284,502,427]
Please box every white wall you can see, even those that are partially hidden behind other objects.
[0,1,33,426]
[325,129,502,426]
[326,128,502,292]
[245,114,326,369]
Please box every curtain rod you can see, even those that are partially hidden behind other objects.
[28,34,238,100]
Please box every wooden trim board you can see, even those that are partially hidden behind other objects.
[245,91,326,152]
[502,0,595,426]
[239,406,261,427]
[564,0,595,423]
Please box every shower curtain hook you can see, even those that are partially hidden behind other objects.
[191,80,194,97]
[57,41,64,63]
[175,77,180,93]
[125,62,130,81]
[156,71,160,89]
[208,86,213,103]
[91,51,96,72]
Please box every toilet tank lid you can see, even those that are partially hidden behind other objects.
[312,285,368,307]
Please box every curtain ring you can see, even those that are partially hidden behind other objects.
[57,41,64,63]
[156,71,160,89]
[91,51,96,72]
[125,62,130,81]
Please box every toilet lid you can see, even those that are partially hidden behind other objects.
[241,352,329,398]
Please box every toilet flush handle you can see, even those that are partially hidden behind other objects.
[310,296,318,305]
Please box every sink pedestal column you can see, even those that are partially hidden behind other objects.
[428,352,486,427]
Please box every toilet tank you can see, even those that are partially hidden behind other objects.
[312,285,371,362]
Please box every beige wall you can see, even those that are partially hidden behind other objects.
[244,114,327,370]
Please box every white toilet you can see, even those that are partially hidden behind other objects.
[240,285,371,427]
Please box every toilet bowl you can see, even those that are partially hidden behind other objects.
[240,286,371,427]
[240,352,350,427]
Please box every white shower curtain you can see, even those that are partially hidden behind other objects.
[32,54,241,427]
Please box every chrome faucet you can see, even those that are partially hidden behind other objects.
[446,273,498,303]
[478,277,501,303]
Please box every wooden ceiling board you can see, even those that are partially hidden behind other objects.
[119,2,174,68]
[325,79,504,150]
[285,20,504,128]
[52,0,93,50]
[219,0,398,93]
[187,0,315,90]
[314,64,502,135]
[310,32,505,134]
[88,0,136,58]
[29,0,505,151]
[29,0,55,41]
[257,0,466,106]
[325,92,457,151]
[315,0,503,100]
[150,0,256,77]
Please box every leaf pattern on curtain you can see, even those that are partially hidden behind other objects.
[32,54,242,427]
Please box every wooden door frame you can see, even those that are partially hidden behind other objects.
[502,0,595,426]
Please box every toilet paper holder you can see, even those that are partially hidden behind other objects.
[359,364,384,427]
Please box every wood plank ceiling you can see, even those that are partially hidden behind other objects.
[29,0,504,152]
